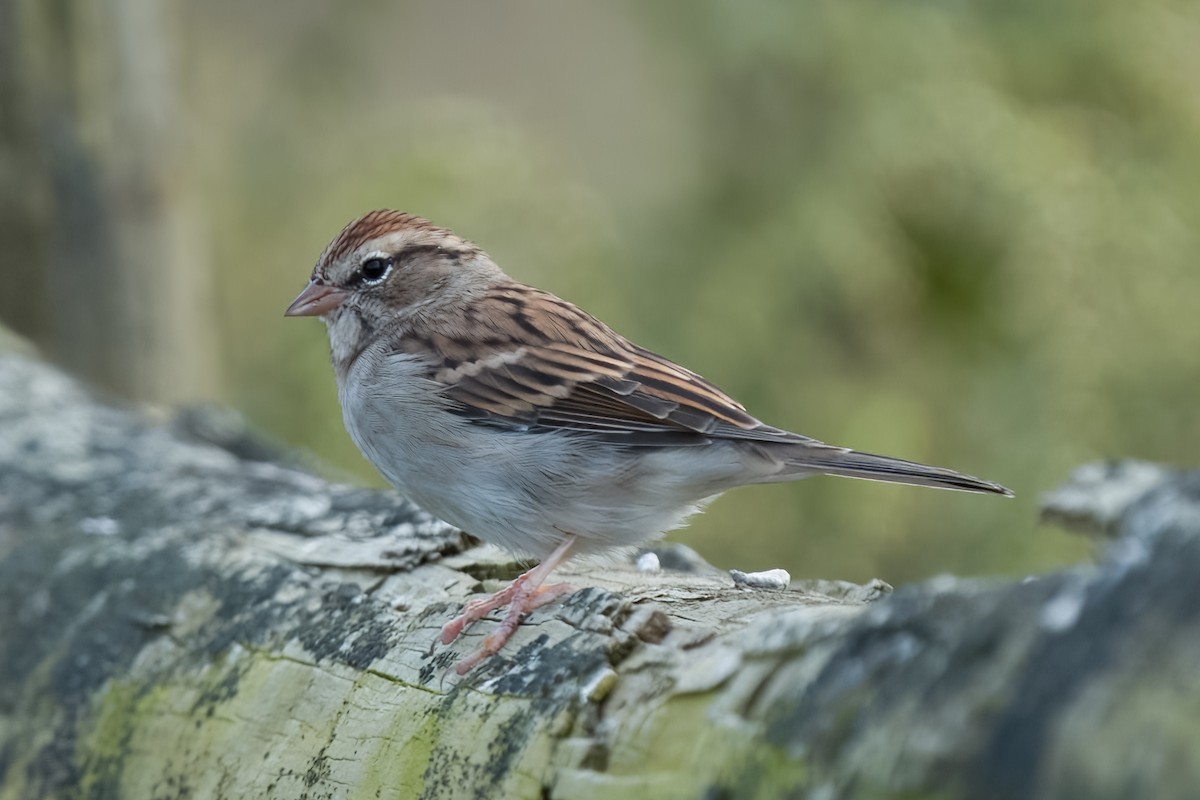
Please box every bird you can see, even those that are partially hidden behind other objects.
[285,209,1012,673]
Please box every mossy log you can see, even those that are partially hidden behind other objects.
[1,352,1198,799]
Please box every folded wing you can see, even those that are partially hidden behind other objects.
[403,282,830,449]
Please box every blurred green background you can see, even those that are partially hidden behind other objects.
[6,0,1200,584]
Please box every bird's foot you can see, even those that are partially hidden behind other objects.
[451,581,576,674]
[439,534,579,673]
[439,580,522,647]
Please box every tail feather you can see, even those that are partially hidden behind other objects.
[786,447,1013,497]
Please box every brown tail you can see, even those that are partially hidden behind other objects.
[785,447,1013,496]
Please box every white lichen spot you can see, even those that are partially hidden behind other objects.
[1040,586,1086,632]
[926,574,960,594]
[580,667,618,704]
[730,568,791,590]
[635,551,661,573]
[79,516,120,536]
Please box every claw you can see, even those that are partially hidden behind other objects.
[453,581,576,674]
[439,582,520,645]
[439,534,579,672]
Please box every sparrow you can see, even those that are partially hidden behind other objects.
[286,210,1012,673]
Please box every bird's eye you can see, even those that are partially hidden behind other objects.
[359,257,392,284]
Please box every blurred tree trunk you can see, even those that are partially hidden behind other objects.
[0,0,216,404]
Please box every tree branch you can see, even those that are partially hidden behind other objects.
[1,351,1197,799]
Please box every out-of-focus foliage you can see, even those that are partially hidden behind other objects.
[181,1,1200,581]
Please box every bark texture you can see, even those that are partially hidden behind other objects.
[1,351,1198,799]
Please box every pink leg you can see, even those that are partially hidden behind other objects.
[439,584,522,646]
[439,535,579,673]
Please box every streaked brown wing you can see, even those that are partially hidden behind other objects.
[410,283,819,447]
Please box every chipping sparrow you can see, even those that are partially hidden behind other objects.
[286,210,1011,673]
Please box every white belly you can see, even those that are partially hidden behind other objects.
[337,346,747,559]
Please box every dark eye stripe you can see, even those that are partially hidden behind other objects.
[395,244,446,260]
[352,244,456,287]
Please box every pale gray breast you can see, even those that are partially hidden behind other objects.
[337,346,456,484]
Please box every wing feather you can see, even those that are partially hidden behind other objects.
[399,282,825,448]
